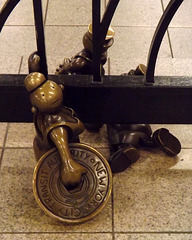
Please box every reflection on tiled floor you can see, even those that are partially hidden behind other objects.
[1,0,192,239]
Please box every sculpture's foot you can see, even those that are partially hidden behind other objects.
[152,128,181,156]
[60,160,87,188]
[109,145,140,173]
[55,58,71,75]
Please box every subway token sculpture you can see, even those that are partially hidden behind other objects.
[24,72,112,223]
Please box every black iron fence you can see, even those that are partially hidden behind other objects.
[0,0,191,124]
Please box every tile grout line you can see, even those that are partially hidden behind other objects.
[166,29,174,58]
[160,0,174,58]
[1,232,113,235]
[108,57,111,75]
[113,231,192,234]
[44,0,50,26]
[18,56,24,74]
[111,182,115,240]
[0,123,10,170]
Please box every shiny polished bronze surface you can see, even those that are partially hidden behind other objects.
[24,72,86,188]
[33,143,112,223]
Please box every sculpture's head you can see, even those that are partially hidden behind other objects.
[83,23,115,54]
[24,72,64,113]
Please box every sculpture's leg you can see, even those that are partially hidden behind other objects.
[107,124,152,173]
[109,144,140,173]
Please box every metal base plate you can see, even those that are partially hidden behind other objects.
[33,143,112,223]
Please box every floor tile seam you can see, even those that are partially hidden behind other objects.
[3,147,33,149]
[166,29,174,58]
[0,123,9,169]
[18,56,24,74]
[4,24,35,27]
[113,231,192,234]
[41,25,192,29]
[43,0,49,25]
[111,183,115,240]
[160,0,174,58]
[110,25,160,28]
[161,0,165,11]
[44,24,89,27]
[168,26,192,29]
[0,231,113,235]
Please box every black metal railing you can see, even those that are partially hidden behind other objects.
[1,0,192,124]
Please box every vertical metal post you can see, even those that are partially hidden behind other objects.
[32,0,48,78]
[92,0,101,82]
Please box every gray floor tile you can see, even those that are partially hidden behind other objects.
[113,149,192,232]
[0,148,112,232]
[80,125,109,149]
[108,56,192,77]
[46,0,105,26]
[6,123,35,147]
[152,58,192,76]
[0,0,6,10]
[162,0,192,27]
[2,0,48,26]
[0,233,112,240]
[0,26,36,71]
[111,0,163,27]
[0,123,7,147]
[109,27,171,75]
[0,54,21,74]
[115,233,192,240]
[169,27,192,58]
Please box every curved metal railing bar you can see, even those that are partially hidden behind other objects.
[0,0,48,77]
[92,0,120,82]
[0,0,20,33]
[146,0,184,84]
[100,0,120,48]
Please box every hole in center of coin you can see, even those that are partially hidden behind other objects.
[65,177,85,194]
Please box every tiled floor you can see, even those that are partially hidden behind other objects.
[1,0,192,239]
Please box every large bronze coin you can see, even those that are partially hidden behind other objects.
[33,143,112,223]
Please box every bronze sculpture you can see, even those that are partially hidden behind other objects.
[55,25,181,174]
[107,65,181,173]
[55,23,114,76]
[107,123,181,173]
[24,72,112,222]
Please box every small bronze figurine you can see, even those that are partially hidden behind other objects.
[107,64,181,173]
[55,24,114,131]
[24,72,87,187]
[55,23,114,75]
[54,25,181,174]
[107,124,181,173]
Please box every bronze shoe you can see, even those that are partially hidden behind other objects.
[152,128,181,156]
[109,145,140,173]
